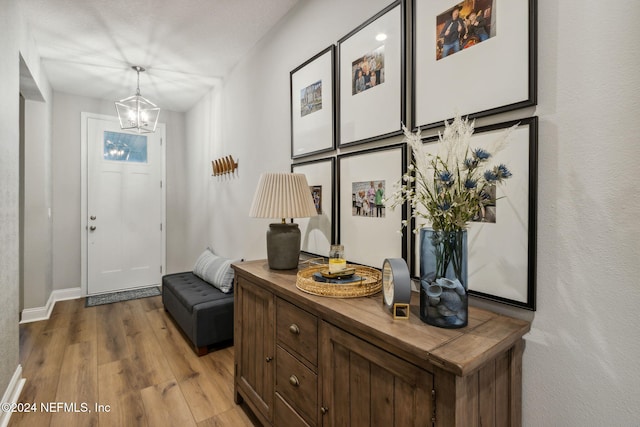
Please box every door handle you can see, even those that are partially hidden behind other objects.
[90,226,96,231]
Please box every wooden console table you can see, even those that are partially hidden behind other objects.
[233,260,530,427]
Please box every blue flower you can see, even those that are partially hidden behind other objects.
[464,178,477,189]
[464,158,478,170]
[473,148,491,160]
[484,170,498,182]
[496,164,512,179]
[438,171,455,187]
[438,201,451,211]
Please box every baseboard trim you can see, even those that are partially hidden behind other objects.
[20,287,82,324]
[0,365,25,427]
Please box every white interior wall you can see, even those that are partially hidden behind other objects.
[22,98,53,309]
[0,0,54,397]
[168,90,216,271]
[0,0,22,396]
[51,92,187,290]
[519,2,639,424]
[18,10,55,312]
[198,0,396,261]
[191,0,640,425]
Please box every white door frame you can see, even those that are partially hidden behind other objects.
[80,112,166,296]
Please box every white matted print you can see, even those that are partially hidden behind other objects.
[414,0,536,129]
[412,118,537,308]
[339,2,404,146]
[339,145,406,268]
[292,158,335,257]
[291,46,335,159]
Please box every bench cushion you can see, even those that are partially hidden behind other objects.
[163,272,232,314]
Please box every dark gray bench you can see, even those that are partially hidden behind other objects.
[162,272,234,356]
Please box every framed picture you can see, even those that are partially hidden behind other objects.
[291,158,336,257]
[291,45,336,159]
[338,144,407,268]
[338,0,405,147]
[411,117,538,310]
[413,0,537,130]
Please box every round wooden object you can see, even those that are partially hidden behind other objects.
[296,264,382,298]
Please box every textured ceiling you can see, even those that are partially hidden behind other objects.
[20,0,299,112]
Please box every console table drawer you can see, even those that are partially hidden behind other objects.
[275,393,312,427]
[277,297,318,366]
[276,346,317,425]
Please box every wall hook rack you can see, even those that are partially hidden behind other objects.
[212,155,239,177]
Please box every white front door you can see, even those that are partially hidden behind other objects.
[87,117,163,295]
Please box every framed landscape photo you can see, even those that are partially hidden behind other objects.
[338,144,407,268]
[411,117,538,310]
[291,45,336,159]
[413,0,537,130]
[338,0,405,147]
[291,158,336,257]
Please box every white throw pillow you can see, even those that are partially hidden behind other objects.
[193,248,235,293]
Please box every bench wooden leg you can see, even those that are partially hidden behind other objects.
[195,345,208,356]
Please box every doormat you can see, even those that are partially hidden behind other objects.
[85,286,161,307]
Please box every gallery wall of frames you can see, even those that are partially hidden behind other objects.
[290,0,538,310]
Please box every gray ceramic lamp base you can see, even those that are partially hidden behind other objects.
[266,223,301,270]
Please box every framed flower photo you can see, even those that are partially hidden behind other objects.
[290,45,336,159]
[413,0,537,130]
[338,144,407,268]
[291,157,336,257]
[410,117,538,310]
[338,0,405,147]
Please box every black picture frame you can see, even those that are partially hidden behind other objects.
[412,0,537,130]
[337,0,406,147]
[410,117,538,310]
[290,45,336,159]
[337,144,408,269]
[291,157,336,258]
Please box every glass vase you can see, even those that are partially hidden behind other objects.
[419,228,468,328]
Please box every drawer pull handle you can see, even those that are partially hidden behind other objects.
[321,406,329,415]
[265,356,273,363]
[289,324,300,335]
[289,374,300,387]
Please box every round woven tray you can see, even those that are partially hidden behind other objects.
[296,264,382,298]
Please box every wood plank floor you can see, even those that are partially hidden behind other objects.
[10,296,260,427]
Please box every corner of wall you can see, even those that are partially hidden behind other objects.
[0,0,22,406]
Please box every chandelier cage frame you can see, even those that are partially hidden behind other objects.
[115,66,160,134]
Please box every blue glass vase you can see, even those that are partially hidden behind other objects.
[419,228,468,328]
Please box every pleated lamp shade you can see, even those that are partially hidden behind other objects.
[250,172,318,269]
[249,173,318,221]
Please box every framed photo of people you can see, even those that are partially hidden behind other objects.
[291,158,336,258]
[338,144,407,268]
[413,0,537,130]
[290,45,336,159]
[411,117,538,310]
[338,0,405,147]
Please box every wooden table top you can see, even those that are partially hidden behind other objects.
[233,260,531,377]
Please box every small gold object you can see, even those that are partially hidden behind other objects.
[392,303,410,320]
[320,267,356,279]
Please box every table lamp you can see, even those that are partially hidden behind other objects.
[249,172,318,269]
